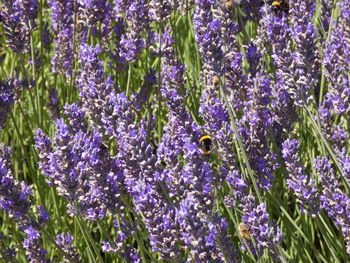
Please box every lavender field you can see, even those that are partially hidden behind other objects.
[0,0,349,262]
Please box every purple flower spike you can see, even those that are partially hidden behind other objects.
[177,193,224,262]
[260,3,297,135]
[48,88,60,120]
[34,129,54,182]
[77,44,116,132]
[132,69,157,111]
[55,232,82,263]
[23,226,50,263]
[314,157,350,255]
[0,0,37,53]
[0,145,32,225]
[48,0,80,75]
[323,0,350,115]
[149,1,177,22]
[79,0,113,40]
[37,205,50,225]
[0,78,25,130]
[238,68,278,190]
[63,102,88,133]
[282,139,320,217]
[288,0,320,106]
[118,0,151,64]
[193,0,224,76]
[242,203,282,259]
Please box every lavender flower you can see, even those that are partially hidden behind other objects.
[23,226,50,263]
[0,0,37,53]
[131,69,157,111]
[318,98,350,183]
[199,84,236,179]
[157,30,201,197]
[37,205,50,225]
[109,17,127,71]
[260,4,298,140]
[48,88,60,120]
[242,203,282,259]
[48,0,77,75]
[119,0,151,63]
[176,138,240,262]
[193,0,224,76]
[42,118,85,203]
[105,94,182,259]
[78,0,113,42]
[0,79,15,129]
[102,216,137,254]
[226,170,255,210]
[79,128,124,218]
[318,101,348,156]
[36,116,124,220]
[319,0,333,38]
[314,157,350,255]
[132,178,181,260]
[211,1,246,111]
[0,77,25,130]
[0,146,50,262]
[34,129,54,182]
[63,102,88,133]
[0,144,32,225]
[282,139,320,217]
[241,0,264,22]
[77,44,116,131]
[36,119,98,219]
[287,0,320,106]
[177,193,224,262]
[237,65,278,190]
[55,232,82,263]
[226,170,283,259]
[159,29,187,112]
[149,0,177,23]
[13,0,38,28]
[323,0,350,115]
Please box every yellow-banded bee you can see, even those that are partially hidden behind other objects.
[212,75,220,86]
[199,135,212,155]
[271,0,289,14]
[238,222,251,240]
[220,0,241,10]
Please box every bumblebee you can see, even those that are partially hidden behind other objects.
[271,0,289,14]
[199,135,212,155]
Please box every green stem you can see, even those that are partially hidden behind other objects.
[269,195,328,263]
[126,64,132,96]
[75,215,104,263]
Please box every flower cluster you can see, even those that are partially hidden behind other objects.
[48,0,78,75]
[78,0,113,41]
[2,0,350,262]
[0,145,50,262]
[282,139,320,217]
[314,157,350,255]
[55,232,82,263]
[0,0,37,53]
[323,0,350,115]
